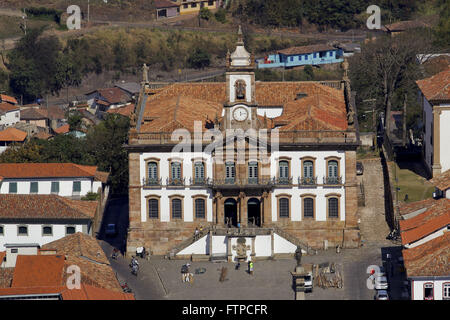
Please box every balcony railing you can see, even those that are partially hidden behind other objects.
[323,176,343,185]
[273,177,293,185]
[298,176,318,186]
[206,178,274,188]
[189,177,208,186]
[167,177,185,187]
[143,177,162,187]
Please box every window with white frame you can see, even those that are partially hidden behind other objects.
[443,283,450,300]
[225,162,235,183]
[9,182,17,194]
[66,226,76,235]
[0,225,4,236]
[73,181,81,194]
[42,226,53,236]
[18,225,28,236]
[424,283,434,300]
[51,181,59,194]
[171,162,182,180]
[30,182,38,194]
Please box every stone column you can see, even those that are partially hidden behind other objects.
[227,236,232,262]
[270,230,274,258]
[251,237,256,259]
[208,230,213,257]
[432,108,442,177]
[239,192,246,227]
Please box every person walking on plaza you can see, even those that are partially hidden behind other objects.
[194,227,199,240]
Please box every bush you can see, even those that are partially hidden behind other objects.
[214,8,227,23]
[81,192,100,201]
[199,7,212,20]
[187,48,211,69]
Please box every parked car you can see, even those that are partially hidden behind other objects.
[375,290,389,300]
[356,162,364,175]
[105,223,117,237]
[374,276,389,290]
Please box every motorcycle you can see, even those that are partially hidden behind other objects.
[121,282,132,293]
[131,264,139,276]
[111,250,119,260]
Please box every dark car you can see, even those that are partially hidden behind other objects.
[356,162,364,175]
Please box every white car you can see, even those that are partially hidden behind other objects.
[375,290,389,300]
[374,276,389,290]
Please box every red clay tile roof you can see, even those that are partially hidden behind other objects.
[416,68,450,102]
[94,171,109,184]
[33,131,53,140]
[277,44,336,55]
[402,232,450,278]
[0,163,99,179]
[42,232,108,265]
[20,107,48,120]
[0,102,19,113]
[90,87,130,105]
[0,127,27,142]
[11,255,65,287]
[399,198,438,216]
[0,284,134,300]
[106,104,134,117]
[384,20,430,32]
[400,200,450,245]
[0,194,95,220]
[430,169,450,191]
[154,0,179,9]
[53,124,70,134]
[140,82,347,133]
[0,95,18,105]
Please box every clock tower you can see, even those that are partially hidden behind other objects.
[224,26,258,131]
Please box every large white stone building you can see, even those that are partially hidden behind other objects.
[126,28,360,259]
[417,68,450,177]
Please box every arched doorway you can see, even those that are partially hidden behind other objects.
[224,198,238,227]
[247,198,261,227]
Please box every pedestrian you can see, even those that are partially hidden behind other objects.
[249,261,254,275]
[235,262,240,270]
[199,225,203,234]
[194,227,199,240]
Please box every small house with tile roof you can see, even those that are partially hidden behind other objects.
[416,67,450,177]
[0,127,27,153]
[0,195,97,251]
[399,197,450,300]
[257,44,344,69]
[0,163,109,198]
[430,169,450,199]
[0,102,20,128]
[125,27,360,259]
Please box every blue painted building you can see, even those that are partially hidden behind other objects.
[257,44,344,69]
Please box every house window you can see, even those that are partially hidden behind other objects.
[66,226,76,235]
[18,226,28,236]
[443,283,450,300]
[42,226,53,236]
[303,160,314,178]
[183,4,188,8]
[191,2,197,7]
[195,198,206,219]
[148,198,159,219]
[73,181,81,194]
[303,197,314,218]
[424,283,434,300]
[30,182,38,194]
[208,0,214,5]
[171,198,183,219]
[51,182,59,194]
[0,225,4,236]
[290,57,293,62]
[225,162,235,183]
[147,161,158,185]
[9,182,17,194]
[279,198,290,218]
[305,55,308,60]
[194,162,205,183]
[328,197,339,218]
[279,160,290,183]
[248,161,258,184]
[313,53,317,58]
[171,162,182,180]
[326,157,340,184]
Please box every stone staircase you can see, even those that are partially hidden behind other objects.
[271,226,315,255]
[168,226,212,258]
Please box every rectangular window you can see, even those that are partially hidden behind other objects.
[0,225,4,236]
[305,55,308,60]
[303,198,314,218]
[208,0,214,5]
[191,2,197,7]
[443,283,450,300]
[172,199,182,219]
[30,182,38,194]
[73,181,81,193]
[18,226,28,236]
[313,53,317,58]
[183,4,188,8]
[424,283,434,300]
[148,199,159,219]
[171,162,182,180]
[290,56,293,62]
[195,198,206,219]
[328,198,339,218]
[248,162,258,184]
[194,162,205,180]
[9,182,17,194]
[225,162,235,183]
[66,226,76,235]
[51,182,59,194]
[279,198,289,218]
[42,226,53,236]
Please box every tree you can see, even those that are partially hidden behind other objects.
[67,110,84,132]
[349,30,436,135]
[215,8,227,23]
[199,7,212,21]
[187,48,211,69]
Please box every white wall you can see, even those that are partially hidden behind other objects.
[439,107,450,172]
[255,235,271,257]
[273,233,297,254]
[411,279,450,300]
[256,107,283,119]
[0,110,20,127]
[0,223,86,251]
[177,234,208,255]
[0,178,96,197]
[211,235,227,254]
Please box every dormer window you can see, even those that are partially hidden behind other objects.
[235,80,246,100]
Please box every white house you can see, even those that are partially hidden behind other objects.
[417,68,450,177]
[0,163,108,198]
[0,103,20,128]
[430,169,450,199]
[0,194,97,251]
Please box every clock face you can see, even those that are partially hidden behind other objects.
[233,107,249,122]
